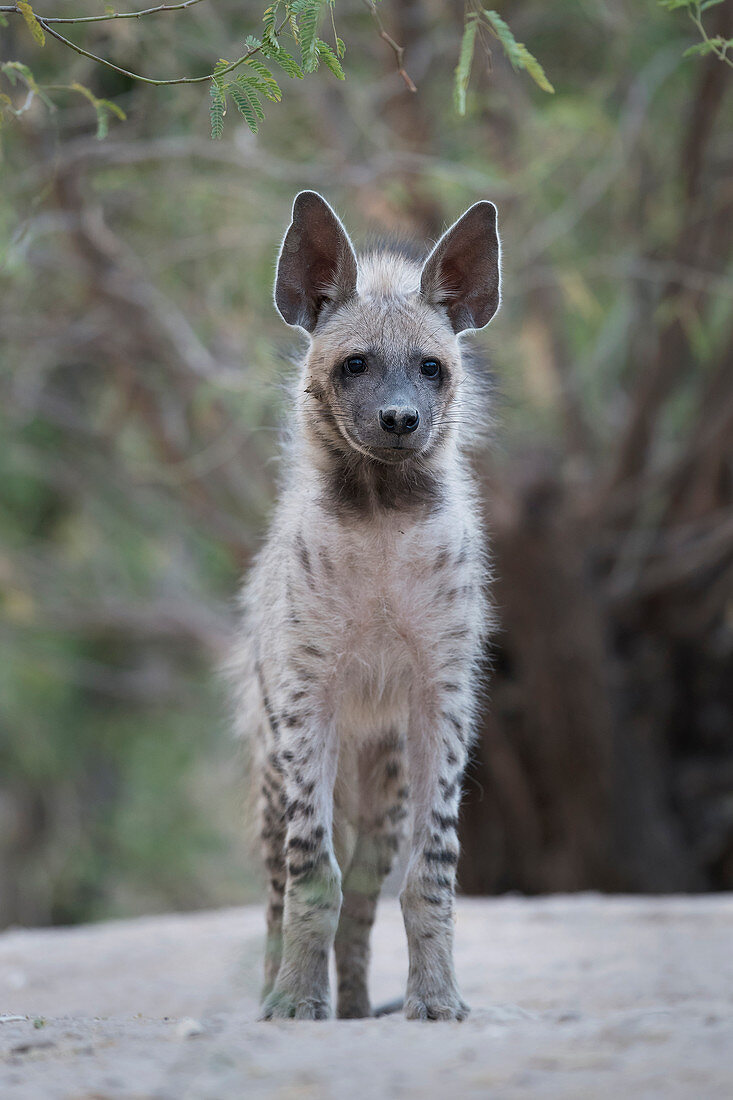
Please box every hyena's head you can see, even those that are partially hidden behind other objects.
[275,191,500,465]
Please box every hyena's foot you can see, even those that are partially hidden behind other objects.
[404,985,469,1022]
[260,984,332,1021]
[336,985,371,1019]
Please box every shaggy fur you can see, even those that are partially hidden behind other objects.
[229,192,501,1021]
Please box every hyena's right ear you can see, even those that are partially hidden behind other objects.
[275,191,358,333]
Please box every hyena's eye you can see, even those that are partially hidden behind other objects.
[343,355,367,376]
[420,358,441,379]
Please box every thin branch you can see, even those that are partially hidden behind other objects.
[689,1,733,70]
[0,0,207,24]
[36,13,288,87]
[360,0,417,93]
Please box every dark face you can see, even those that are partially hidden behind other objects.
[331,345,450,462]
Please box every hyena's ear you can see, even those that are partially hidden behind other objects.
[275,191,358,332]
[420,201,501,334]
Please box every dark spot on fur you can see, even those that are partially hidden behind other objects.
[434,548,449,572]
[288,833,322,853]
[295,531,313,583]
[443,584,474,602]
[267,751,285,775]
[380,731,405,753]
[442,712,464,737]
[256,658,280,740]
[423,849,458,865]
[439,777,459,799]
[287,852,326,878]
[286,800,315,820]
[319,549,335,576]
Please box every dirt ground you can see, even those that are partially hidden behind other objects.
[1,894,732,1099]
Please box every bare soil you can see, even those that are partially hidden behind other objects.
[1,895,732,1099]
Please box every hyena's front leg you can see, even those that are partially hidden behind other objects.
[334,734,409,1018]
[260,754,288,1001]
[260,723,342,1021]
[401,705,470,1021]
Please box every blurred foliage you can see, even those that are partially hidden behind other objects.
[1,0,556,140]
[0,0,731,924]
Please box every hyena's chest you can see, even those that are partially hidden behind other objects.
[292,514,483,724]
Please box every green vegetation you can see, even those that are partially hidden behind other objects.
[1,0,731,923]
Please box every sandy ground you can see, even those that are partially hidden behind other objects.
[1,894,732,1099]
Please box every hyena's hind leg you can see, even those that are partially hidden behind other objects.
[259,755,288,1000]
[334,733,409,1019]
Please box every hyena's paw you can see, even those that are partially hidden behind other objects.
[404,989,470,1022]
[337,992,372,1019]
[260,987,332,1021]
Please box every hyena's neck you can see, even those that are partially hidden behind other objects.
[294,415,459,521]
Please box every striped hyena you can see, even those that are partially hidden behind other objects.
[231,191,501,1021]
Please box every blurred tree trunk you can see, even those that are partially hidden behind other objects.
[459,17,733,893]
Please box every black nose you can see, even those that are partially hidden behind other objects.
[379,406,420,435]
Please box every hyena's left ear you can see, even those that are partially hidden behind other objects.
[420,201,501,333]
[275,191,358,333]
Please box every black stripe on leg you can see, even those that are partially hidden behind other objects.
[423,849,458,865]
[287,852,326,878]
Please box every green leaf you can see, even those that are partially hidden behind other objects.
[700,0,726,9]
[0,14,8,27]
[244,57,282,99]
[2,61,53,108]
[212,58,230,88]
[16,1,45,47]
[95,105,110,140]
[229,82,262,133]
[263,43,304,78]
[1,62,23,86]
[657,0,695,9]
[316,39,345,79]
[69,81,124,137]
[262,3,280,48]
[209,81,226,139]
[98,97,126,121]
[295,0,323,73]
[483,9,554,93]
[682,35,726,56]
[454,16,477,116]
[234,72,277,104]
